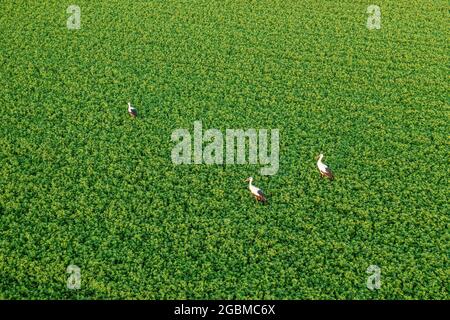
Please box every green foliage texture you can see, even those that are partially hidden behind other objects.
[0,1,448,299]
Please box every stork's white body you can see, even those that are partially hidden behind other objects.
[249,183,262,197]
[317,153,334,179]
[128,102,137,117]
[246,177,267,202]
[317,156,329,173]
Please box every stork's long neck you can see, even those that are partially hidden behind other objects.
[248,180,253,188]
[318,155,324,164]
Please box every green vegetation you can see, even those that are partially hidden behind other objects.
[0,1,448,299]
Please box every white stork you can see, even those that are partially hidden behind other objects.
[245,177,267,203]
[316,153,334,180]
[128,102,137,118]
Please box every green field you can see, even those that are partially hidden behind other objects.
[0,1,448,299]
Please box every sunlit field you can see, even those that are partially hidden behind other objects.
[0,1,448,299]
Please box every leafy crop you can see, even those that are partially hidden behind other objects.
[0,1,448,299]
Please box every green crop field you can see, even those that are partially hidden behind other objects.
[0,1,448,299]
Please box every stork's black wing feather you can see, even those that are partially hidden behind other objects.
[257,190,267,202]
[324,167,334,180]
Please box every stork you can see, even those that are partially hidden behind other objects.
[127,102,137,118]
[316,153,334,180]
[245,177,267,203]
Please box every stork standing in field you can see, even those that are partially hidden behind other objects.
[316,153,334,180]
[128,102,137,118]
[245,177,267,203]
